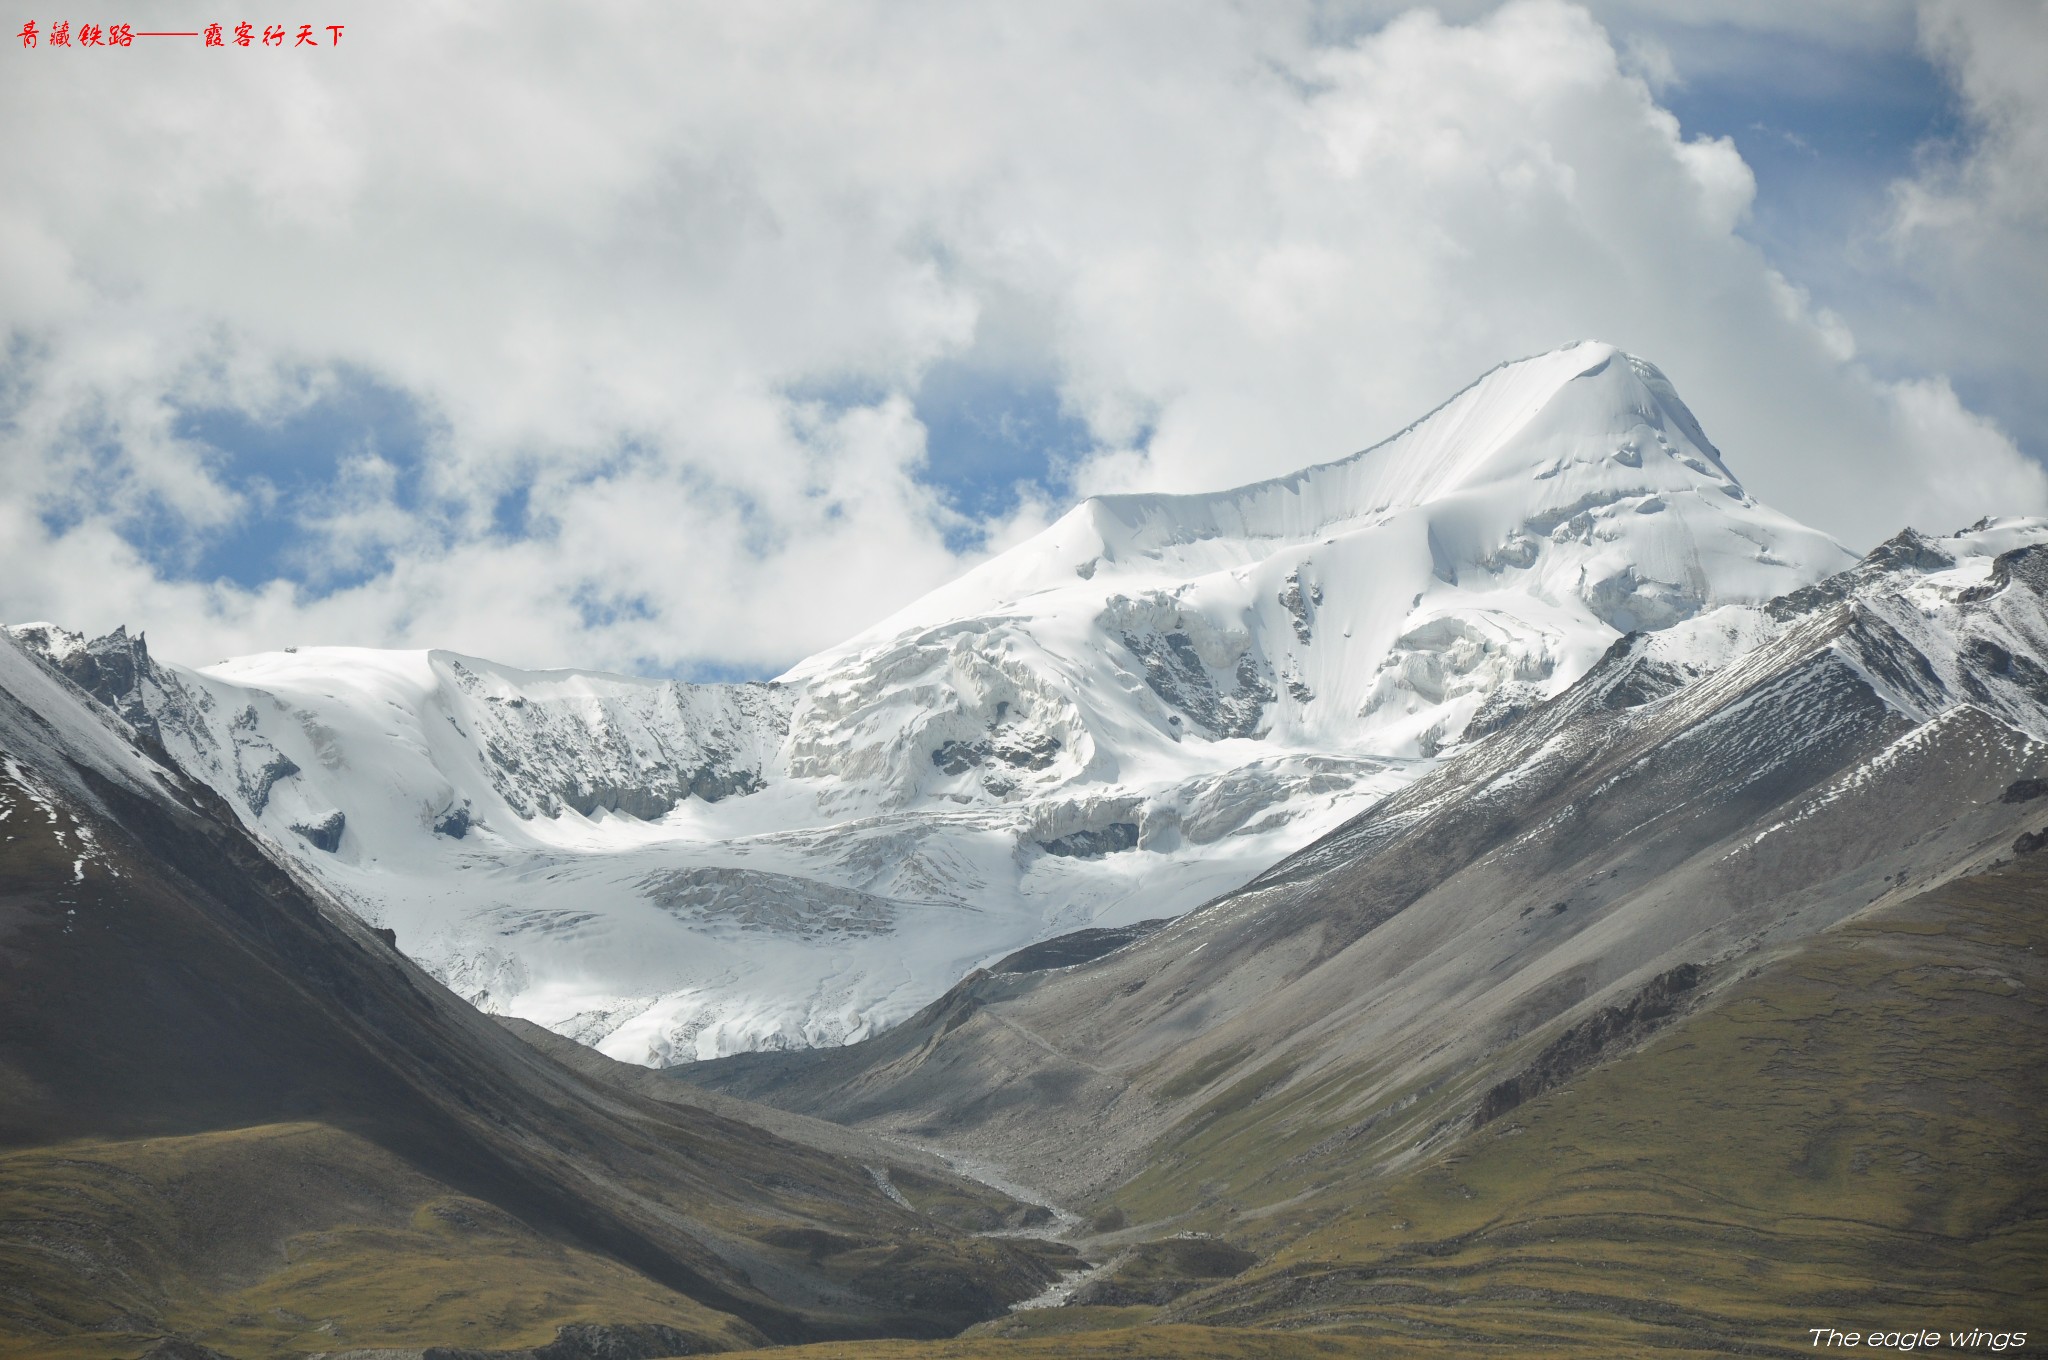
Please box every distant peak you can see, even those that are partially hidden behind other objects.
[1073,341,1740,558]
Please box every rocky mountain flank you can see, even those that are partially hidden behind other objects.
[0,630,1074,1360]
[665,522,2048,1354]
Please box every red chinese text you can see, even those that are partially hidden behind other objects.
[22,20,352,50]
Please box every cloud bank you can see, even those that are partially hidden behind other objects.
[1,0,2041,673]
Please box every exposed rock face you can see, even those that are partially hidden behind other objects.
[450,659,788,820]
[290,809,346,852]
[930,702,1065,784]
[687,764,763,803]
[229,705,302,815]
[137,1339,238,1360]
[529,1321,715,1360]
[1277,569,1322,645]
[1766,528,1958,621]
[45,625,158,734]
[1038,822,1140,859]
[1961,542,2048,602]
[1473,962,1705,1127]
[7,623,197,758]
[1107,592,1276,741]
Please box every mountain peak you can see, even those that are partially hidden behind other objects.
[838,343,1844,662]
[1077,340,1740,561]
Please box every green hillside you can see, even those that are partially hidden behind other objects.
[0,1123,757,1359]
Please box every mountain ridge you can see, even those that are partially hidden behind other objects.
[5,342,1865,1063]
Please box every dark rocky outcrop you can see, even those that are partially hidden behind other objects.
[135,1339,237,1360]
[531,1321,716,1359]
[1067,1236,1259,1307]
[1039,823,1139,859]
[686,763,764,803]
[1768,527,1960,622]
[1119,629,1274,741]
[48,625,158,734]
[412,1321,720,1359]
[1474,963,1705,1128]
[990,918,1172,974]
[1959,543,2048,602]
[1278,570,1322,645]
[290,809,346,852]
[932,732,1062,776]
[239,750,300,816]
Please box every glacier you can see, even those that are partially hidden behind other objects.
[6,340,1870,1065]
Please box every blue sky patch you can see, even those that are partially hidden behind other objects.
[912,362,1094,543]
[1661,29,1961,277]
[167,369,443,593]
[786,365,1101,549]
[572,585,658,631]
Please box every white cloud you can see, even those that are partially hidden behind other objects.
[0,0,2041,672]
[1884,375,2047,532]
[1875,0,2048,401]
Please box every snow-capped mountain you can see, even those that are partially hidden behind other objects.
[688,514,2048,1237]
[6,341,1861,1064]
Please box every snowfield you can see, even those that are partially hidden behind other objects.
[9,341,1895,1064]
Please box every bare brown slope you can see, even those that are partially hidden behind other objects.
[0,634,1071,1358]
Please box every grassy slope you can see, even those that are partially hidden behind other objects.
[725,858,2048,1360]
[1178,860,2047,1354]
[0,1123,756,1360]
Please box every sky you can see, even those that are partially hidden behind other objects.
[2,0,2044,677]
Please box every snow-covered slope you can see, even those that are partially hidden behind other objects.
[6,342,1863,1064]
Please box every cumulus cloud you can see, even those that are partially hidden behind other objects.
[0,0,2041,672]
[1872,0,2048,427]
